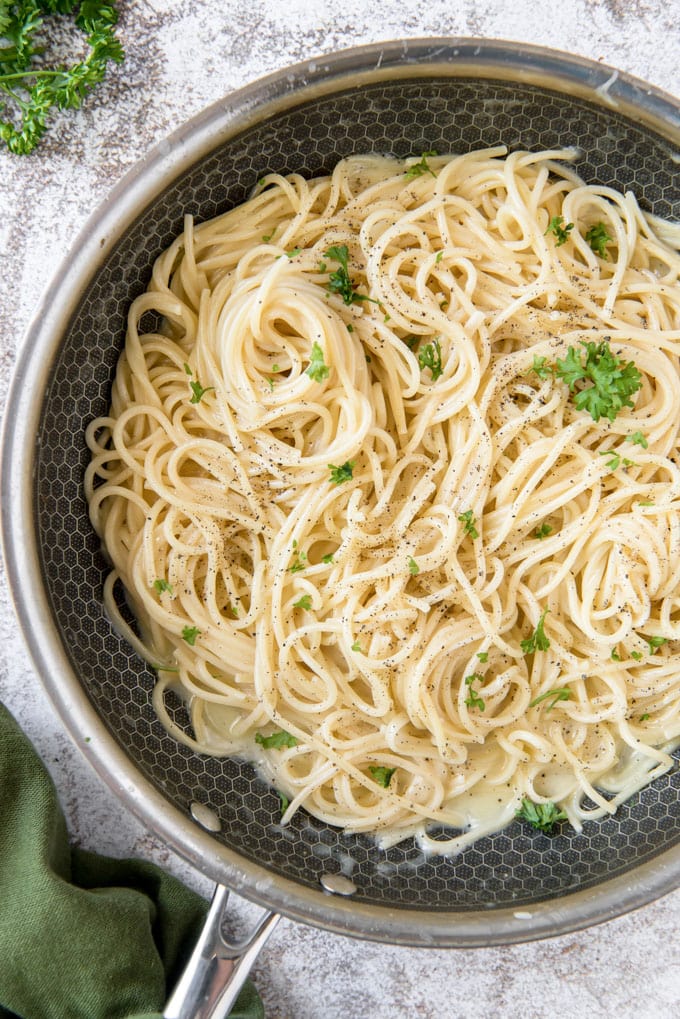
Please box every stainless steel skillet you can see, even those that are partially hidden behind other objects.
[2,38,680,1018]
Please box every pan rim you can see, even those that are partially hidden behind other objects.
[2,35,680,947]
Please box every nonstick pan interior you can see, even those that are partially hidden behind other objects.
[11,42,680,944]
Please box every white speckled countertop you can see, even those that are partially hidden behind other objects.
[1,2,680,1017]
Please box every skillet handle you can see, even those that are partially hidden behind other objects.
[163,883,280,1019]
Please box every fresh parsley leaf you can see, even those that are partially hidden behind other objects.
[464,673,485,711]
[328,460,355,485]
[516,797,567,833]
[435,250,443,263]
[554,340,642,423]
[520,608,550,654]
[611,648,621,661]
[418,339,443,381]
[646,636,667,654]
[585,222,612,258]
[527,355,554,379]
[404,150,437,179]
[153,578,173,594]
[189,378,215,404]
[181,625,200,646]
[0,2,124,155]
[255,730,299,750]
[293,595,312,610]
[638,500,655,507]
[545,215,574,246]
[639,713,650,722]
[369,765,396,787]
[278,791,290,814]
[403,335,420,349]
[626,431,648,449]
[289,546,307,573]
[306,341,330,383]
[534,524,552,540]
[321,553,335,564]
[599,449,621,471]
[458,509,478,539]
[529,687,571,710]
[324,244,375,305]
[351,641,363,653]
[285,247,302,258]
[408,557,419,576]
[631,651,643,661]
[476,651,489,663]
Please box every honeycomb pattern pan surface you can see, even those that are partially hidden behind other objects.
[4,42,680,946]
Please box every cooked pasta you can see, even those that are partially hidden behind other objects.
[85,148,680,853]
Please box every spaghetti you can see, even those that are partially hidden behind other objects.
[85,148,680,852]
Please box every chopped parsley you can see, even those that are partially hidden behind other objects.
[183,364,214,404]
[545,215,574,246]
[458,509,478,539]
[646,636,667,654]
[293,595,312,610]
[408,557,419,576]
[516,797,567,833]
[435,250,443,263]
[611,648,621,661]
[585,222,612,258]
[289,543,307,573]
[255,730,299,750]
[324,244,374,305]
[534,524,552,540]
[529,687,571,710]
[598,449,622,471]
[631,651,643,661]
[418,339,443,381]
[404,150,437,179]
[369,765,396,787]
[321,553,335,564]
[476,651,489,663]
[278,791,290,814]
[328,460,355,485]
[639,713,650,722]
[464,673,486,711]
[306,341,330,383]
[181,625,200,646]
[153,578,173,594]
[520,608,550,654]
[527,355,554,379]
[627,431,648,449]
[403,335,420,349]
[351,641,364,653]
[555,340,642,423]
[285,247,302,258]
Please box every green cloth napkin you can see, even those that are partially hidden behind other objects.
[0,703,264,1019]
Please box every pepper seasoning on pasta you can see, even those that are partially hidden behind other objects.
[85,148,680,853]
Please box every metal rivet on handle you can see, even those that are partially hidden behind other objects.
[320,872,357,896]
[190,801,222,832]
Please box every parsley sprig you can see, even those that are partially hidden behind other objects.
[255,730,298,750]
[0,1,124,155]
[464,673,486,711]
[323,245,375,306]
[369,765,396,787]
[545,215,574,246]
[520,608,550,654]
[418,339,443,381]
[306,341,330,383]
[585,222,612,258]
[516,797,566,833]
[555,340,642,423]
[404,149,437,179]
[328,460,355,485]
